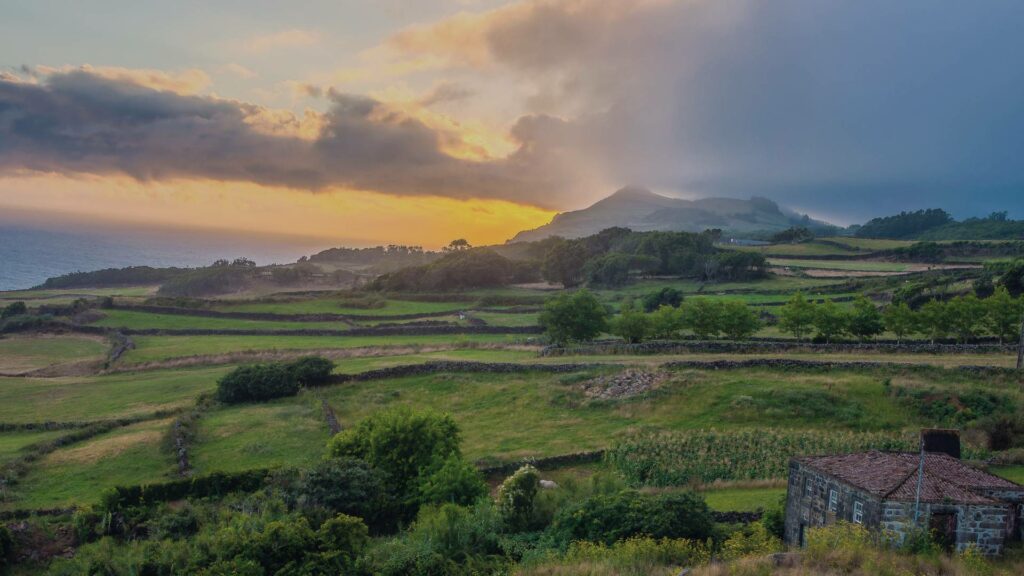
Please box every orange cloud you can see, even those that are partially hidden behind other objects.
[35,64,211,94]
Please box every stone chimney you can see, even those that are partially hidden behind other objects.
[922,428,961,459]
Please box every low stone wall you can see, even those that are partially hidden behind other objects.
[112,303,468,322]
[542,340,1014,357]
[86,325,543,337]
[330,360,605,385]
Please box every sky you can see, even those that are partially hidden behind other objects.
[2,0,1023,247]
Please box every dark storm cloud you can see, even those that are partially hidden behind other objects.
[0,69,576,207]
[390,0,1024,219]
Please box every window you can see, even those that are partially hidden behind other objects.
[828,489,838,512]
[853,501,864,524]
[805,477,814,496]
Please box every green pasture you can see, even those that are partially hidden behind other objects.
[214,298,467,316]
[4,417,177,509]
[471,311,540,327]
[700,486,786,512]
[190,394,330,475]
[993,465,1024,484]
[0,334,108,374]
[120,334,528,365]
[0,286,157,301]
[91,309,353,331]
[0,367,227,424]
[0,429,69,464]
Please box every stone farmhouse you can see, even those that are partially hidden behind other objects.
[784,431,1024,555]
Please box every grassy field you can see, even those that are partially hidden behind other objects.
[700,486,786,512]
[0,429,69,464]
[321,366,952,462]
[0,367,228,423]
[0,334,108,374]
[190,394,330,474]
[4,417,177,509]
[593,277,846,300]
[120,334,530,364]
[992,465,1024,484]
[91,309,354,331]
[768,258,911,272]
[471,311,540,327]
[215,298,468,316]
[0,286,157,301]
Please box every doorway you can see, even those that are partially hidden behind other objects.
[929,511,958,552]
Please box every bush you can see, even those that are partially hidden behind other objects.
[611,303,652,344]
[418,454,488,508]
[546,491,714,548]
[497,465,541,532]
[215,363,299,404]
[286,356,335,386]
[289,457,389,528]
[0,524,11,568]
[718,522,781,560]
[327,408,463,518]
[1,301,26,319]
[641,287,684,312]
[317,513,370,564]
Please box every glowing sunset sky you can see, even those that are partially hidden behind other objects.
[2,0,1023,247]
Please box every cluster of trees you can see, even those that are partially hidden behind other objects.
[777,288,1023,343]
[769,226,814,244]
[854,208,1024,241]
[36,265,189,290]
[373,249,538,292]
[539,228,766,288]
[56,408,721,575]
[216,357,334,404]
[855,208,954,239]
[538,289,762,345]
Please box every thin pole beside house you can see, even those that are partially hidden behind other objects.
[913,435,925,525]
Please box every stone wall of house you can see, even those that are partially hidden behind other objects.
[784,460,880,545]
[882,501,1013,555]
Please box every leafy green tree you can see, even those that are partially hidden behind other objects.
[418,454,488,507]
[290,457,387,525]
[611,300,651,343]
[215,363,299,404]
[985,286,1023,343]
[718,301,760,341]
[541,239,588,288]
[648,304,685,339]
[883,302,918,344]
[496,465,541,532]
[641,287,684,312]
[919,299,953,343]
[947,294,986,343]
[681,298,723,339]
[316,513,369,564]
[847,295,884,341]
[813,299,847,342]
[286,356,335,386]
[327,408,462,516]
[547,491,714,547]
[583,253,633,287]
[778,292,816,341]
[539,289,609,345]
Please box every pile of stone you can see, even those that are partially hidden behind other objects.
[580,369,667,400]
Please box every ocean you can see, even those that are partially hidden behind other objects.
[0,224,331,291]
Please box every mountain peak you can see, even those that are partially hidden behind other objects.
[607,185,658,200]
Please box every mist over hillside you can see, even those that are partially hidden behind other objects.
[509,187,835,243]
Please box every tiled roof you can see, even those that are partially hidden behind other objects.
[796,451,1022,505]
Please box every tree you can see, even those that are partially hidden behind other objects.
[316,514,369,567]
[327,408,463,517]
[286,356,335,386]
[947,294,986,343]
[1,301,26,319]
[291,457,387,524]
[541,239,587,288]
[611,301,651,343]
[641,287,684,312]
[547,491,714,547]
[443,238,472,252]
[778,292,816,341]
[718,301,760,341]
[883,302,918,344]
[847,295,884,341]
[648,304,685,339]
[215,363,299,404]
[986,287,1023,343]
[418,454,488,507]
[539,289,609,345]
[813,299,848,343]
[680,298,723,339]
[919,299,953,343]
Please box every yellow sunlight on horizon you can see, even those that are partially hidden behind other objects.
[0,175,556,248]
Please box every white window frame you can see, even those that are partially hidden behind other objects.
[805,477,814,496]
[828,489,838,512]
[853,500,864,524]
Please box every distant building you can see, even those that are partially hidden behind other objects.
[784,431,1024,555]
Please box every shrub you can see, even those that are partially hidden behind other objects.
[718,301,760,340]
[327,408,462,518]
[497,465,541,532]
[286,356,335,386]
[418,454,488,508]
[546,490,714,547]
[610,303,651,344]
[680,298,723,339]
[1,301,26,318]
[641,287,684,312]
[289,457,388,528]
[317,513,370,563]
[215,363,299,404]
[718,522,781,560]
[560,537,712,574]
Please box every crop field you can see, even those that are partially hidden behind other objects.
[0,334,108,374]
